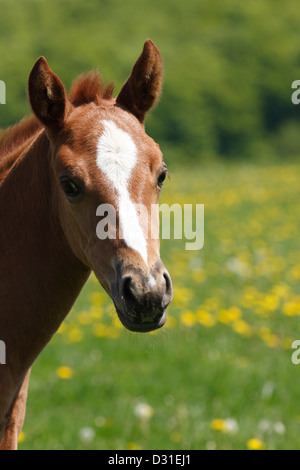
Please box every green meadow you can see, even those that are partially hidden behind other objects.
[20,163,300,450]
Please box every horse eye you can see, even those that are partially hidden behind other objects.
[60,176,82,199]
[157,171,166,188]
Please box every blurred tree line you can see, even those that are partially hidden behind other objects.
[0,0,300,162]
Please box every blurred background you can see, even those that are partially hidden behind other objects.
[1,0,300,450]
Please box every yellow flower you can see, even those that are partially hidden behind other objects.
[196,309,216,327]
[232,319,253,337]
[67,327,83,343]
[260,294,279,312]
[272,283,291,299]
[210,419,228,432]
[180,311,197,327]
[258,327,280,348]
[173,287,193,307]
[283,300,300,316]
[18,431,25,443]
[56,366,74,379]
[57,322,67,334]
[218,307,241,324]
[90,291,107,307]
[77,310,92,325]
[290,264,300,280]
[93,323,120,339]
[210,418,238,434]
[247,438,266,450]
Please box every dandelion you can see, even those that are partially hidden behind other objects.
[259,327,280,348]
[56,366,74,379]
[89,305,104,320]
[210,419,228,432]
[241,287,258,308]
[283,301,300,316]
[210,418,238,434]
[272,283,291,299]
[180,311,197,327]
[173,287,193,308]
[196,309,216,327]
[90,291,107,306]
[232,319,253,337]
[260,294,279,313]
[57,322,67,334]
[93,323,120,339]
[218,307,241,324]
[18,431,25,443]
[77,310,92,325]
[290,264,300,280]
[246,438,266,450]
[67,327,83,343]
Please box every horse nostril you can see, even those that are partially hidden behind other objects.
[162,271,173,308]
[163,272,172,294]
[121,276,137,307]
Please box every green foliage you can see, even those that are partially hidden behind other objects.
[0,0,299,161]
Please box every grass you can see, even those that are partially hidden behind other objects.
[20,161,300,450]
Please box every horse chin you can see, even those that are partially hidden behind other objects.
[114,306,167,333]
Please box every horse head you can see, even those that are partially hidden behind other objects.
[28,40,173,333]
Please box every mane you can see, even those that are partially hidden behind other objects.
[0,115,42,178]
[0,71,114,179]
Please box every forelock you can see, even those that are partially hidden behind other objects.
[69,71,114,107]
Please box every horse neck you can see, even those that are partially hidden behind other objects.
[0,131,90,372]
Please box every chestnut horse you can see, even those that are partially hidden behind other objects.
[0,40,172,450]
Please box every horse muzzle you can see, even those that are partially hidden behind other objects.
[112,262,173,333]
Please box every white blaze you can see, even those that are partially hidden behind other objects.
[96,119,148,264]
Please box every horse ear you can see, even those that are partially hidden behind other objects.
[116,40,163,123]
[28,57,68,130]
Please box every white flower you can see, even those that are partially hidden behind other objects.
[258,419,272,432]
[78,426,95,443]
[226,257,250,277]
[273,422,286,435]
[224,418,239,434]
[134,402,154,420]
